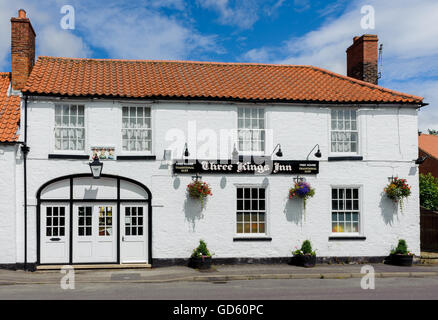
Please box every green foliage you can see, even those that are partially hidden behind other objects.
[419,173,438,211]
[191,239,211,258]
[427,129,438,135]
[293,240,316,256]
[391,239,410,255]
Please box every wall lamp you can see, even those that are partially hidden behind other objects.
[184,143,190,158]
[89,155,103,179]
[414,155,429,165]
[271,143,283,157]
[306,144,322,160]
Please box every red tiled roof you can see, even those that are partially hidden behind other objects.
[0,72,20,142]
[23,57,424,104]
[419,134,438,160]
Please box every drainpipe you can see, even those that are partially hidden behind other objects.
[22,95,29,271]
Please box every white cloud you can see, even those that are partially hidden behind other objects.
[38,26,90,58]
[0,0,220,71]
[198,0,260,29]
[241,0,438,129]
[76,5,218,60]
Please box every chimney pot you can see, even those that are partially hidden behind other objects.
[346,34,379,85]
[18,9,26,18]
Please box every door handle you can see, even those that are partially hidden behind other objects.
[50,237,61,241]
[122,236,125,242]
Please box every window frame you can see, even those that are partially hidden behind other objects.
[120,104,153,155]
[237,106,266,156]
[52,103,87,154]
[234,183,269,237]
[329,108,360,156]
[330,185,363,237]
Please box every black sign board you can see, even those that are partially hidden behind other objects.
[173,159,319,175]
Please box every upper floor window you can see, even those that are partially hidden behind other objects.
[238,107,265,153]
[122,106,152,152]
[54,104,85,151]
[330,109,358,153]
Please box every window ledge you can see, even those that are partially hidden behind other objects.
[233,237,272,242]
[328,236,366,241]
[328,156,363,162]
[48,154,89,160]
[117,155,156,161]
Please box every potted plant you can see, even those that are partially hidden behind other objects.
[289,181,315,219]
[388,239,414,266]
[187,180,212,209]
[291,240,317,268]
[188,239,213,270]
[384,177,411,212]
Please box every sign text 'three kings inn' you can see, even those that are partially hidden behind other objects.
[173,159,319,175]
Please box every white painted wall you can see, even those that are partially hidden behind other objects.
[0,144,17,264]
[3,98,421,264]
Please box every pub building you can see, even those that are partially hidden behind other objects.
[0,11,426,269]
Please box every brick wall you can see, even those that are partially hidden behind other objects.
[419,149,438,178]
[10,10,35,91]
[346,34,378,85]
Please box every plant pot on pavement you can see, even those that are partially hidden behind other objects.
[389,253,413,266]
[188,256,212,270]
[292,254,317,268]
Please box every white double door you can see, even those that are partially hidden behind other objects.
[40,203,148,264]
[73,203,148,263]
[73,203,118,263]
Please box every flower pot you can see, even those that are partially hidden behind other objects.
[389,254,413,266]
[188,256,212,269]
[291,254,316,268]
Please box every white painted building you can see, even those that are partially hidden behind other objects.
[0,11,426,269]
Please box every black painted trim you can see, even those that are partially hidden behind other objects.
[117,178,120,264]
[40,198,148,203]
[69,177,73,264]
[48,154,89,160]
[152,256,389,267]
[328,156,363,162]
[329,236,366,241]
[117,155,156,161]
[233,237,272,242]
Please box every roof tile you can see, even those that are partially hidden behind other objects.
[23,57,423,104]
[419,134,438,160]
[0,73,20,142]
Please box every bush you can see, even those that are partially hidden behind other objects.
[391,239,410,255]
[191,239,211,258]
[293,240,316,256]
[419,173,438,211]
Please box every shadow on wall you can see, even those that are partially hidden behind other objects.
[379,192,399,225]
[183,197,205,232]
[284,197,304,225]
[84,187,98,199]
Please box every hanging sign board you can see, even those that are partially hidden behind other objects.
[173,159,319,175]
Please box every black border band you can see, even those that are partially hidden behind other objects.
[328,156,363,161]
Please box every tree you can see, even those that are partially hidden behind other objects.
[427,129,438,135]
[419,173,438,211]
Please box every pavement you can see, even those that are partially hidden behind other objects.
[2,263,438,285]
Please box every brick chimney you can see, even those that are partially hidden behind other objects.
[346,34,378,85]
[11,9,36,91]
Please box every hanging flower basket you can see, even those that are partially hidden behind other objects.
[289,181,315,215]
[187,180,212,209]
[384,177,411,212]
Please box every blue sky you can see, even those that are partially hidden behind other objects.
[0,0,437,130]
